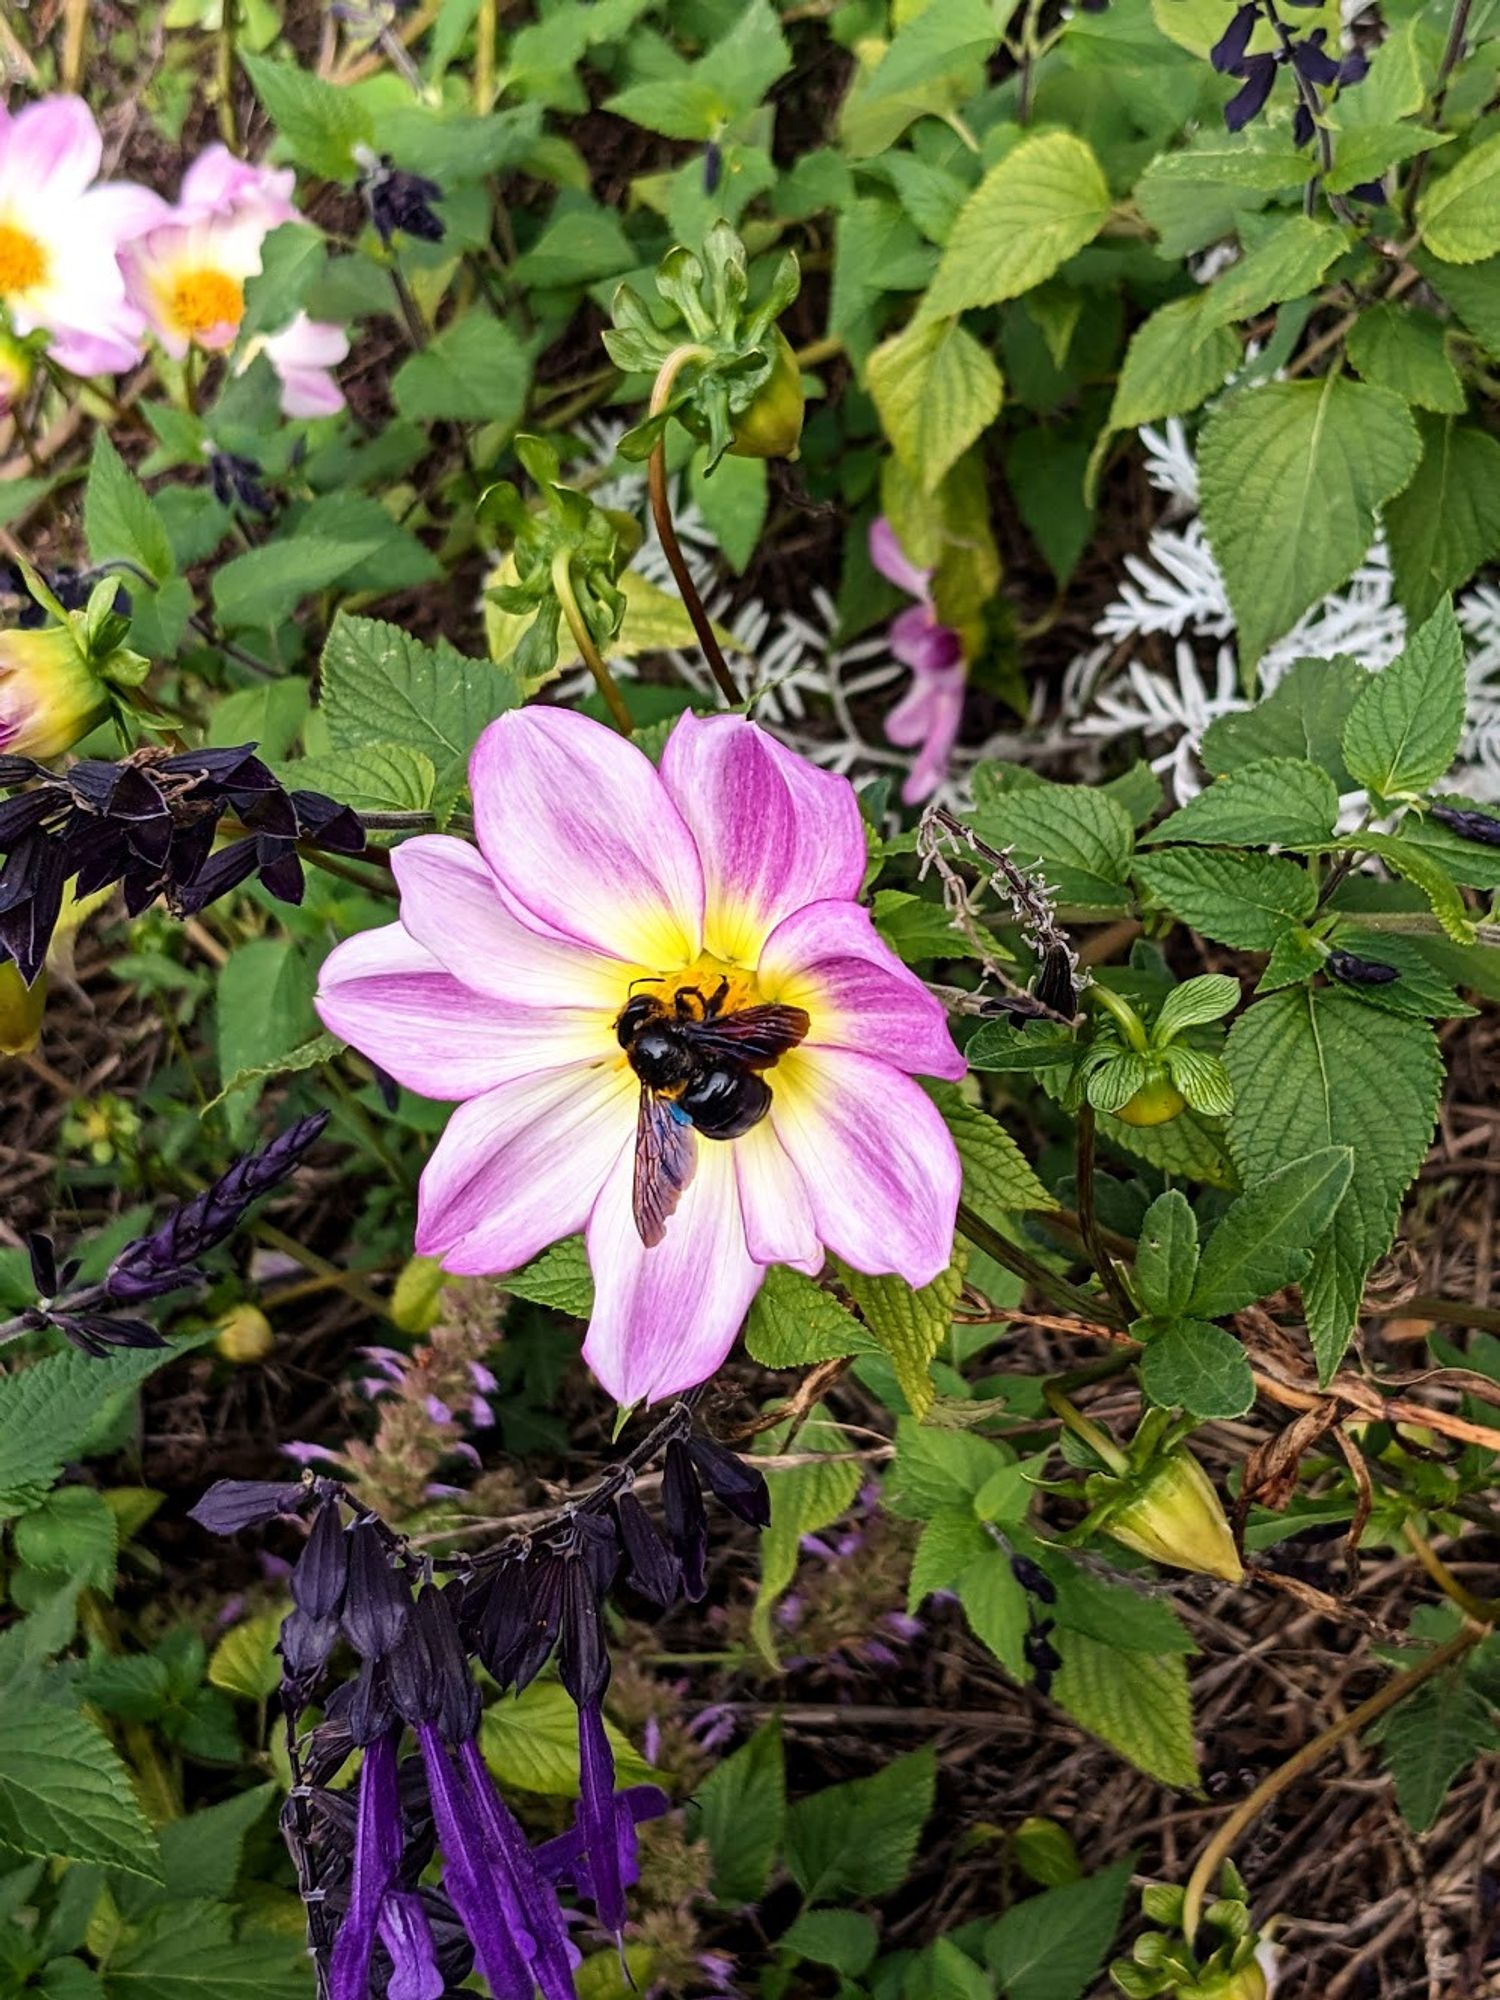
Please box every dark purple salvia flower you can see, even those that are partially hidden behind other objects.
[293,1498,351,1624]
[1292,100,1315,149]
[1023,1617,1061,1697]
[1224,53,1277,131]
[208,449,274,516]
[361,156,445,246]
[0,748,364,983]
[280,1605,342,1702]
[612,1489,680,1607]
[455,1736,579,2000]
[377,1891,445,2000]
[330,1728,404,2000]
[662,1438,709,1601]
[1326,949,1401,987]
[1210,3,1257,73]
[1009,1553,1057,1604]
[1431,803,1500,848]
[575,1695,631,1937]
[685,1434,771,1528]
[191,1477,316,1535]
[1290,27,1339,85]
[106,1111,328,1304]
[342,1520,413,1661]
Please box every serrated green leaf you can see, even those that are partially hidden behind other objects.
[1149,757,1339,848]
[208,1609,286,1703]
[1099,1103,1234,1187]
[1198,376,1421,679]
[1224,990,1442,1378]
[205,1030,342,1114]
[0,1347,184,1521]
[1401,796,1500,891]
[1041,1551,1197,1655]
[1107,293,1241,433]
[784,1746,935,1904]
[1417,129,1500,264]
[922,132,1112,318]
[1342,599,1466,799]
[503,1234,593,1315]
[14,1489,118,1596]
[1327,122,1449,195]
[1380,1666,1499,1832]
[868,316,1003,493]
[319,612,521,809]
[885,1419,1014,1520]
[1139,1317,1255,1419]
[971,785,1135,909]
[102,1897,310,1997]
[1384,415,1500,623]
[781,1908,879,1977]
[481,1680,649,1798]
[285,743,436,819]
[956,1547,1030,1677]
[241,52,373,180]
[965,1020,1077,1072]
[1346,306,1464,414]
[1344,832,1474,944]
[0,1696,162,1879]
[1189,1147,1353,1317]
[239,222,325,340]
[985,1860,1135,2000]
[928,1082,1056,1215]
[744,1265,879,1368]
[150,1787,277,1907]
[752,1409,863,1663]
[907,1507,992,1609]
[1320,925,1472,1019]
[1201,654,1368,786]
[212,534,383,630]
[695,1716,784,1906]
[1053,1632,1199,1787]
[843,1244,968,1420]
[216,940,317,1116]
[84,432,173,584]
[1134,1190,1198,1318]
[1197,216,1346,335]
[1134,847,1316,949]
[871,888,964,964]
[393,315,531,426]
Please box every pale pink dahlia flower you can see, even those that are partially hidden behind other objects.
[119,143,348,417]
[0,95,159,378]
[316,707,964,1407]
[870,517,967,806]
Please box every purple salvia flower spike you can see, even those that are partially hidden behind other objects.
[415,1724,537,2000]
[329,1729,403,2000]
[378,1891,446,2000]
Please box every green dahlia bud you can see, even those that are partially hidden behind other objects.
[0,624,112,761]
[1106,1446,1243,1583]
[728,329,804,460]
[1116,1071,1187,1127]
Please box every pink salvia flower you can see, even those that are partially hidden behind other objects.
[0,96,161,378]
[869,517,967,805]
[316,709,963,1408]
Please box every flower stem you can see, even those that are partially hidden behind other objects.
[1086,984,1149,1055]
[957,1200,1124,1325]
[551,548,635,736]
[1180,1617,1488,1945]
[1076,1106,1136,1323]
[647,345,742,708]
[1043,1383,1130,1476]
[1402,1519,1499,1624]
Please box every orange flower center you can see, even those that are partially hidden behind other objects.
[167,267,244,339]
[0,222,46,297]
[637,952,762,1017]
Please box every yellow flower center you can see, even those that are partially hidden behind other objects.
[635,951,764,1017]
[0,221,46,297]
[166,266,244,340]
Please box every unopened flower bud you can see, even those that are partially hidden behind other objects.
[0,625,111,762]
[1105,1448,1244,1583]
[729,330,804,460]
[214,1302,275,1363]
[1116,1073,1187,1127]
[0,960,44,1054]
[1430,802,1500,848]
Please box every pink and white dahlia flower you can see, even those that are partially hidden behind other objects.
[119,143,348,417]
[316,708,964,1407]
[0,95,159,378]
[870,517,967,806]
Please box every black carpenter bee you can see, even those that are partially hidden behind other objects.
[615,978,810,1247]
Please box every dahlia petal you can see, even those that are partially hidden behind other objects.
[868,517,930,601]
[584,1137,763,1405]
[732,1115,822,1271]
[417,1062,635,1274]
[390,834,635,1013]
[470,708,704,966]
[770,1048,960,1287]
[758,899,965,1079]
[3,97,101,199]
[316,922,615,1100]
[181,144,296,219]
[885,669,964,805]
[658,714,867,964]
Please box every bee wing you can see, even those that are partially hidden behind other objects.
[685,1003,811,1069]
[633,1089,697,1249]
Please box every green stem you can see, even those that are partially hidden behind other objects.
[1043,1383,1130,1476]
[1087,984,1150,1055]
[1077,1106,1136,1323]
[551,549,635,736]
[647,344,742,707]
[957,1201,1123,1325]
